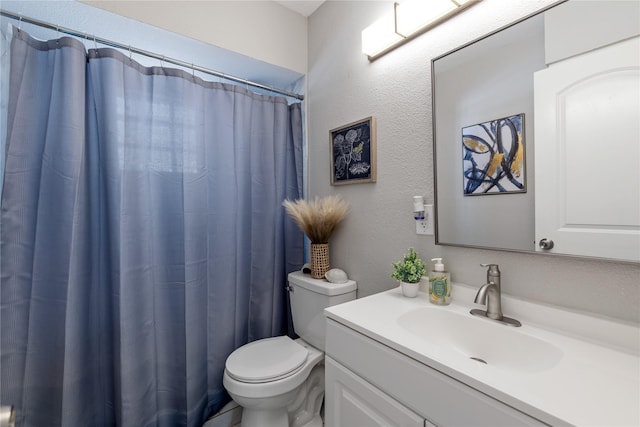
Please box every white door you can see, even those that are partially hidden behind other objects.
[534,37,640,261]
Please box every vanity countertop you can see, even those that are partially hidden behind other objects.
[324,282,640,426]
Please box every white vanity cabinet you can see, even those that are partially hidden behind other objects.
[324,286,640,426]
[324,319,547,427]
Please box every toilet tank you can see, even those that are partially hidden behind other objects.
[288,271,357,351]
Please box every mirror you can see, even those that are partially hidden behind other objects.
[432,0,640,262]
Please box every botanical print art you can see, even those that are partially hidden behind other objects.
[330,117,376,185]
[462,113,526,195]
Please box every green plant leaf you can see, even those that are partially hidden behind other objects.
[390,247,426,283]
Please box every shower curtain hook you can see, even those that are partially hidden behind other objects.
[161,55,165,69]
[93,35,98,50]
[18,16,22,31]
[192,63,195,79]
[83,32,90,53]
[128,45,132,62]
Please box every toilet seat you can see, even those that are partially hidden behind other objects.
[225,336,308,383]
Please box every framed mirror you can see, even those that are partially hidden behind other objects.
[432,0,640,262]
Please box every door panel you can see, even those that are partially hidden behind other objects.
[534,37,640,260]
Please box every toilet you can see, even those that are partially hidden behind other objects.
[223,271,357,427]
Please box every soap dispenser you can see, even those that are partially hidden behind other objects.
[429,258,451,305]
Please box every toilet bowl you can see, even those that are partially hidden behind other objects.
[223,272,357,427]
[223,337,323,427]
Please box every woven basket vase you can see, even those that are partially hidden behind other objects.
[310,243,330,279]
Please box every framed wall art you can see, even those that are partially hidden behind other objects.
[461,113,526,195]
[330,116,377,185]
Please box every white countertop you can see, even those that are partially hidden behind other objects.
[325,282,640,426]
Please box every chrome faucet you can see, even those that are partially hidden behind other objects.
[470,264,521,327]
[474,264,503,319]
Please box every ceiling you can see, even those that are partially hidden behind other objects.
[274,1,325,17]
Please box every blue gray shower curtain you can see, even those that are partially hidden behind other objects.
[1,28,303,427]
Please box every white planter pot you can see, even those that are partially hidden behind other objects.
[400,281,419,298]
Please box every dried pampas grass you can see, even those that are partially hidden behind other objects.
[283,196,349,243]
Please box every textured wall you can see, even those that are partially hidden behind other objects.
[307,0,640,324]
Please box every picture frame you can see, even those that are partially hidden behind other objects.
[330,116,377,186]
[461,113,526,195]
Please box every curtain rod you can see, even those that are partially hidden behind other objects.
[0,9,305,101]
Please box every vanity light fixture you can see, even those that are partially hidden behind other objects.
[362,0,478,61]
[361,9,404,60]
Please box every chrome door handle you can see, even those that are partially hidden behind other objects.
[539,238,554,250]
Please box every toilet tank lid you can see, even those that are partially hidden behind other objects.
[288,271,357,295]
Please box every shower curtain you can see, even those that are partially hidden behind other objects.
[1,28,304,427]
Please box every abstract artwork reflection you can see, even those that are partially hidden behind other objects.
[462,113,526,195]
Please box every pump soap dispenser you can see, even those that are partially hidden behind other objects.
[429,258,451,305]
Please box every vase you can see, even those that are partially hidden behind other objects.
[310,243,330,279]
[400,281,419,298]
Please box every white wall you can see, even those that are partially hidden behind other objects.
[307,0,640,324]
[81,0,308,75]
[545,0,640,64]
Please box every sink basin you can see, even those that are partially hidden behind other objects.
[397,307,563,373]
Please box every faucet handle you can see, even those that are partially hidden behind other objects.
[480,263,500,274]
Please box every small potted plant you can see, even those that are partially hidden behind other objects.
[391,247,427,298]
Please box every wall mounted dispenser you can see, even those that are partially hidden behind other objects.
[413,196,425,220]
[413,196,434,235]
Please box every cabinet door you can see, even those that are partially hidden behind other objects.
[534,36,640,261]
[325,357,425,427]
